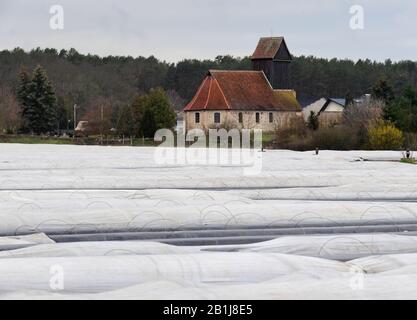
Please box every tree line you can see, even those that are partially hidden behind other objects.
[0,47,416,136]
[12,65,176,137]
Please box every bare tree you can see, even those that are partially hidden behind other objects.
[0,86,21,133]
[342,98,384,146]
[343,98,383,129]
[165,89,185,111]
[81,96,113,136]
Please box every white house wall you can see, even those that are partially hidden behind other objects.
[325,102,344,112]
[185,111,302,132]
[302,98,327,121]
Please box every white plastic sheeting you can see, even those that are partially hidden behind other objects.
[350,253,417,274]
[2,200,417,236]
[1,238,417,299]
[0,146,416,236]
[4,275,417,300]
[0,235,417,299]
[0,241,196,258]
[0,251,349,293]
[205,234,417,261]
[0,233,54,252]
[1,144,417,299]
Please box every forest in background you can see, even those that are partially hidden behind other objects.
[1,47,417,127]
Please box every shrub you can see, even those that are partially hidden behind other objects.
[311,126,359,150]
[274,116,309,149]
[342,99,384,148]
[274,119,360,151]
[307,111,319,130]
[367,122,404,150]
[400,158,416,165]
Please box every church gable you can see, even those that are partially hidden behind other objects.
[274,40,292,61]
[251,37,292,61]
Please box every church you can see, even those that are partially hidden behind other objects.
[183,37,302,132]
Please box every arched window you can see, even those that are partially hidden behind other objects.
[214,112,221,124]
[195,112,200,124]
[238,112,243,123]
[255,112,260,123]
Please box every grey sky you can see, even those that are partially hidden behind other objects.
[0,0,416,62]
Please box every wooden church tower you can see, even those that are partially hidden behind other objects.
[251,37,292,90]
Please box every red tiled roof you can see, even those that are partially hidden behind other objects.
[273,90,302,112]
[184,75,230,111]
[251,37,287,60]
[183,70,301,112]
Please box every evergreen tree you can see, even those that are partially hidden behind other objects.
[307,111,319,130]
[18,66,58,134]
[146,88,176,131]
[372,78,394,103]
[17,69,31,129]
[139,88,176,138]
[384,86,417,132]
[142,107,157,138]
[130,94,148,137]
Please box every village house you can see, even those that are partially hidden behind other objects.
[183,37,302,132]
[303,98,346,127]
[302,98,327,121]
[318,98,346,126]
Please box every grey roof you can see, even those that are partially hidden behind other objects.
[319,98,346,114]
[329,98,346,107]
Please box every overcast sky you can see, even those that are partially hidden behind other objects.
[0,0,416,62]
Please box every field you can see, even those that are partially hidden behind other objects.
[1,143,417,299]
[0,135,159,146]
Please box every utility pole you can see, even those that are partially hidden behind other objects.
[100,105,104,145]
[73,104,78,131]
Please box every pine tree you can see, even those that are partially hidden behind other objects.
[18,66,58,134]
[146,88,176,131]
[131,95,147,137]
[307,111,319,130]
[139,88,176,138]
[372,78,394,103]
[384,86,417,132]
[142,107,157,138]
[17,69,31,129]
